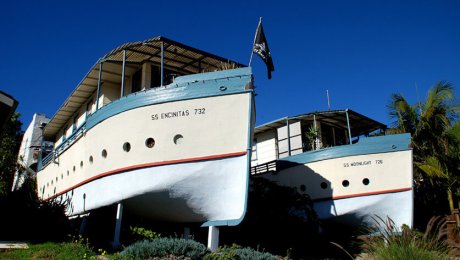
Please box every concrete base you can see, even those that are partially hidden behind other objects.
[0,242,28,249]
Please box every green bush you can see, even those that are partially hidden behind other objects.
[121,237,209,259]
[204,245,278,260]
[130,226,161,241]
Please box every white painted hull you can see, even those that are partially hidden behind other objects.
[259,141,413,229]
[313,189,413,228]
[62,154,248,223]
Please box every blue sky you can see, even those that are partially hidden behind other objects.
[1,1,459,129]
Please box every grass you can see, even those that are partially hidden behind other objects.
[0,239,280,260]
[0,241,96,259]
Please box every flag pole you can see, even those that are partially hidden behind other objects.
[248,17,262,67]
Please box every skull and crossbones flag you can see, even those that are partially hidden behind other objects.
[252,19,275,79]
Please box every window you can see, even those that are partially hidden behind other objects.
[132,69,142,93]
[150,65,161,87]
[72,114,78,133]
[123,142,131,152]
[62,125,68,141]
[86,99,93,116]
[251,139,257,161]
[145,138,155,148]
[173,134,183,145]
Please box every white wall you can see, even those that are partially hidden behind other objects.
[252,130,277,166]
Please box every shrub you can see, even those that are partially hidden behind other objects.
[0,178,71,242]
[363,216,449,260]
[121,237,209,259]
[204,244,278,260]
[130,226,161,241]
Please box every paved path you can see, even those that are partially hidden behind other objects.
[0,241,29,249]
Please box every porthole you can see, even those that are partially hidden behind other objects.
[102,149,107,158]
[363,178,370,185]
[145,138,155,148]
[73,166,76,172]
[51,180,53,185]
[89,156,93,164]
[61,173,63,180]
[300,184,306,192]
[80,161,83,168]
[123,142,131,152]
[320,182,328,189]
[342,180,350,187]
[54,187,56,194]
[55,177,58,183]
[173,134,184,145]
[47,182,49,187]
[67,170,69,176]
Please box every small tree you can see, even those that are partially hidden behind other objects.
[388,81,459,217]
[0,112,23,196]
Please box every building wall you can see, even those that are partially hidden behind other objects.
[252,130,277,165]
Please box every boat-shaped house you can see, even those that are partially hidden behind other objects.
[37,37,255,238]
[251,109,413,229]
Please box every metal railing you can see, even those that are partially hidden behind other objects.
[40,123,86,169]
[251,160,277,175]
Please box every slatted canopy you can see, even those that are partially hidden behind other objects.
[44,36,245,139]
[255,109,387,137]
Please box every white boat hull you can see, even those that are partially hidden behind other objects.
[62,154,249,224]
[313,189,413,228]
[257,135,413,229]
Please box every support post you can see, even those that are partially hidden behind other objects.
[313,114,319,150]
[286,117,291,156]
[183,227,191,240]
[345,110,352,144]
[79,216,88,235]
[160,41,164,87]
[112,203,123,248]
[96,62,103,111]
[207,226,219,252]
[121,50,126,97]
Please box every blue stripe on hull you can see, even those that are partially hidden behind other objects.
[86,67,253,131]
[280,133,411,165]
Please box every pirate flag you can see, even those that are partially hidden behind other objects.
[252,20,275,79]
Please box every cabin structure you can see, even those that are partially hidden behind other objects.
[251,109,386,174]
[42,36,244,159]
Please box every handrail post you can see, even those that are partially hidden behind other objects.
[121,50,126,97]
[160,41,164,87]
[96,62,103,111]
[286,117,291,156]
[345,110,352,144]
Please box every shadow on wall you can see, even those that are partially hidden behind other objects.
[274,160,368,226]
